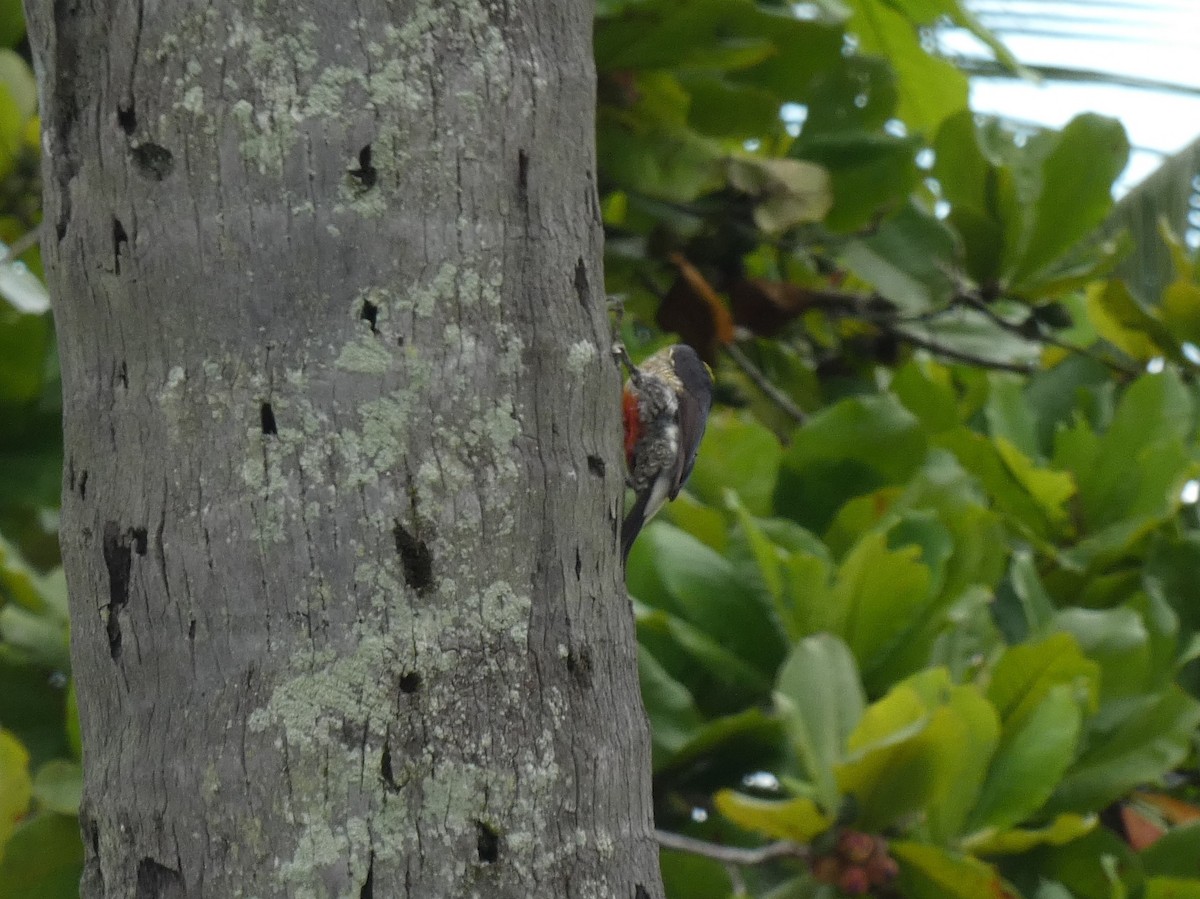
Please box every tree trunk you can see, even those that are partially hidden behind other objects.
[25,0,664,895]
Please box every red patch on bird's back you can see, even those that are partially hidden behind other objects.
[623,387,641,467]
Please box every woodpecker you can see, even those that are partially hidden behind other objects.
[619,343,714,562]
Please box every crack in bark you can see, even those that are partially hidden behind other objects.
[360,852,375,899]
[102,521,133,661]
[574,258,589,308]
[48,0,84,240]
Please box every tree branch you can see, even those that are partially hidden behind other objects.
[725,343,807,424]
[952,294,1140,376]
[655,830,809,866]
[883,324,1036,373]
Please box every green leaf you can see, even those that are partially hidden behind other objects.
[892,841,1012,899]
[1008,115,1130,288]
[689,414,781,515]
[839,203,960,314]
[1025,827,1142,899]
[947,206,1007,288]
[801,55,898,136]
[730,505,783,599]
[963,813,1097,855]
[31,760,81,815]
[1050,686,1200,814]
[597,77,723,203]
[835,683,931,828]
[886,510,954,599]
[714,790,832,843]
[933,111,993,211]
[0,660,69,768]
[834,672,990,832]
[729,503,817,644]
[1146,534,1200,642]
[634,525,788,677]
[1054,605,1162,703]
[0,536,44,613]
[1074,370,1192,531]
[0,728,31,847]
[792,131,920,232]
[1145,878,1200,899]
[964,684,1082,834]
[1085,279,1178,364]
[776,394,926,531]
[843,0,968,134]
[932,109,1010,284]
[906,671,1000,845]
[596,0,795,73]
[656,708,786,791]
[660,846,733,899]
[0,603,70,671]
[827,531,933,689]
[935,427,1066,540]
[0,311,49,406]
[662,492,728,554]
[643,602,772,700]
[986,372,1041,460]
[0,812,85,899]
[779,544,835,640]
[1161,279,1200,346]
[1027,353,1110,454]
[0,0,26,48]
[986,632,1099,728]
[892,360,961,433]
[995,551,1057,641]
[993,436,1075,530]
[681,74,783,139]
[883,0,1022,73]
[727,13,847,104]
[0,51,35,120]
[1141,822,1200,878]
[638,645,704,766]
[774,634,865,813]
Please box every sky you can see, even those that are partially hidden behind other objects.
[943,0,1200,231]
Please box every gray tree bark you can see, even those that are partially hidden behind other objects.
[25,0,665,896]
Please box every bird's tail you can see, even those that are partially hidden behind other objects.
[621,489,652,564]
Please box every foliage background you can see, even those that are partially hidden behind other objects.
[4,1,1200,897]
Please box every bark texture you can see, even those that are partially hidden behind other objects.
[26,0,663,895]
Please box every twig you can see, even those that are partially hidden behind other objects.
[885,324,1035,374]
[725,343,807,424]
[655,829,809,866]
[953,294,1140,376]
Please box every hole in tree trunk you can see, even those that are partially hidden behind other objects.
[475,821,499,864]
[118,100,137,134]
[131,143,174,180]
[135,857,184,899]
[361,299,379,333]
[260,402,278,436]
[393,521,433,595]
[348,145,377,191]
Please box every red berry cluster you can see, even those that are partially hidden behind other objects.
[810,830,900,896]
